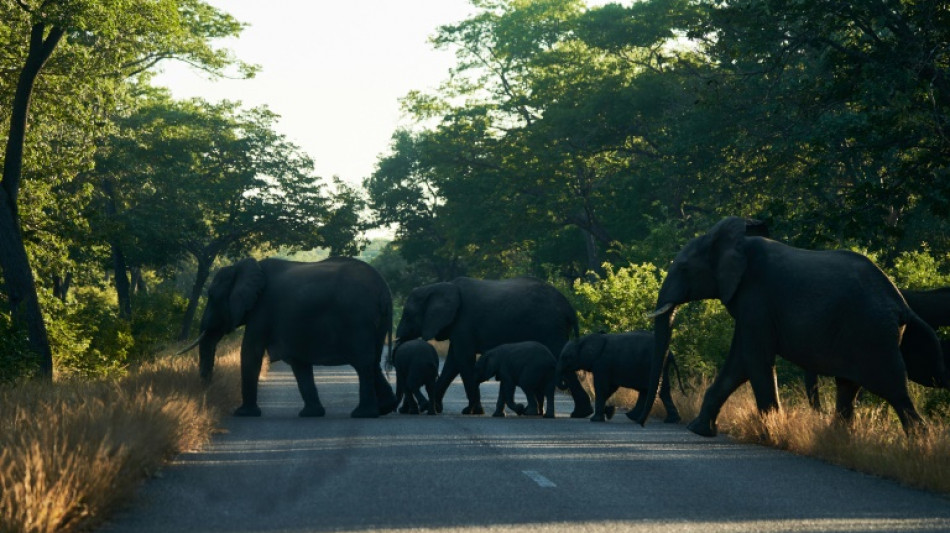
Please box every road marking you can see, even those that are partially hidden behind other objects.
[522,470,556,487]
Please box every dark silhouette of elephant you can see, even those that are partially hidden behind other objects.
[806,286,950,412]
[474,341,557,418]
[180,257,397,418]
[640,217,946,436]
[558,331,681,423]
[389,339,439,415]
[396,276,593,417]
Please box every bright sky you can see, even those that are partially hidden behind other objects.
[155,1,615,193]
[154,0,477,189]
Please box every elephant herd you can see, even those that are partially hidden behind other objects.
[181,217,950,436]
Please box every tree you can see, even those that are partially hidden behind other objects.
[0,0,252,378]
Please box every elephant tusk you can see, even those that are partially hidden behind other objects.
[646,303,674,319]
[176,332,206,355]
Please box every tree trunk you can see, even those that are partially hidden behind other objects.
[131,267,148,295]
[179,256,213,341]
[0,23,65,379]
[53,271,72,301]
[111,242,132,319]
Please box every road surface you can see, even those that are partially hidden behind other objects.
[104,362,950,532]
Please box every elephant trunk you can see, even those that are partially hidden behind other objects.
[637,302,677,426]
[198,330,224,384]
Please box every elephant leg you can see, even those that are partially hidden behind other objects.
[833,377,861,422]
[492,383,507,417]
[234,335,265,417]
[523,386,541,416]
[659,370,681,423]
[626,390,649,422]
[374,365,398,416]
[290,359,325,418]
[458,358,485,415]
[563,371,594,418]
[351,361,381,418]
[689,333,750,437]
[543,382,556,419]
[396,371,410,414]
[854,372,924,434]
[412,388,430,413]
[590,374,611,422]
[804,370,822,412]
[503,381,525,416]
[424,382,438,415]
[432,352,460,414]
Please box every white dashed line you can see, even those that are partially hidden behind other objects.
[522,470,556,487]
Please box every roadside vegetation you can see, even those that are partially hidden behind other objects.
[0,339,241,533]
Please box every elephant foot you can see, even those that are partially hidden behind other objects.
[462,404,486,415]
[543,411,555,419]
[434,400,443,414]
[570,405,594,418]
[233,404,262,417]
[664,411,682,424]
[492,410,506,418]
[418,400,430,412]
[299,404,326,418]
[351,406,380,418]
[398,404,412,414]
[513,403,527,416]
[378,398,398,416]
[687,417,718,437]
[524,406,541,417]
[625,409,643,422]
[604,406,616,420]
[590,413,606,422]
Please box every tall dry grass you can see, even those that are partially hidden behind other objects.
[0,338,242,533]
[604,377,950,495]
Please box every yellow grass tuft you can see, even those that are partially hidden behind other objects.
[0,337,242,533]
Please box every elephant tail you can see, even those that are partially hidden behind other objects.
[900,308,949,388]
[667,352,688,395]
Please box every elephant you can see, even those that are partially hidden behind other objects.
[473,341,557,418]
[389,339,439,415]
[557,331,681,423]
[805,286,950,412]
[638,217,947,436]
[179,257,398,418]
[396,276,594,417]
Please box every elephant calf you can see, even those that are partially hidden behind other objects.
[474,341,557,418]
[390,339,440,415]
[557,331,681,423]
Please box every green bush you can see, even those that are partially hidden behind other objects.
[130,289,190,360]
[47,286,132,378]
[0,312,39,383]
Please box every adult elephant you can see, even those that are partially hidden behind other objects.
[637,217,947,436]
[180,257,397,418]
[806,286,950,412]
[396,277,593,417]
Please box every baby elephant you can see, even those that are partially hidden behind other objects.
[391,339,440,415]
[474,341,557,418]
[557,331,681,423]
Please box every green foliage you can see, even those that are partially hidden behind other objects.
[46,287,132,378]
[887,250,950,291]
[0,313,38,383]
[129,290,191,359]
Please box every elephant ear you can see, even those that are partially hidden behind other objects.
[578,334,606,366]
[228,258,265,330]
[421,282,460,341]
[711,217,752,305]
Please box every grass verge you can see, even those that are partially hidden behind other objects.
[0,338,241,533]
[602,376,950,495]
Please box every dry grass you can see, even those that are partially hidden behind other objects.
[604,376,950,495]
[0,338,242,533]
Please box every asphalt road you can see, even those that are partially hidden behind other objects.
[103,362,950,533]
